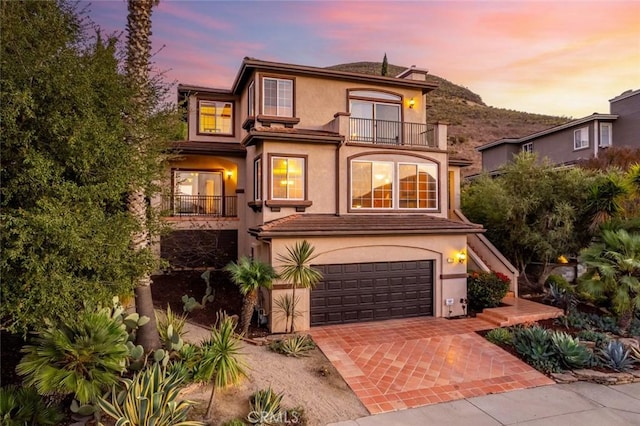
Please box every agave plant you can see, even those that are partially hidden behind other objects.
[195,313,247,420]
[17,311,129,405]
[269,335,316,357]
[485,328,513,346]
[98,363,204,425]
[512,325,561,372]
[249,388,283,425]
[0,385,64,426]
[598,340,636,372]
[550,331,592,369]
[225,257,278,336]
[277,240,323,332]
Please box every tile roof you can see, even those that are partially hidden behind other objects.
[249,214,484,237]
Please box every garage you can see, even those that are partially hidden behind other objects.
[310,260,433,326]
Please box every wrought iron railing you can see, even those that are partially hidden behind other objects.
[163,195,237,217]
[349,118,436,147]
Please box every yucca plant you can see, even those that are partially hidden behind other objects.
[225,257,278,336]
[0,385,64,426]
[195,314,247,420]
[273,294,302,334]
[485,328,513,346]
[598,340,636,372]
[98,363,203,425]
[17,311,129,405]
[269,335,316,357]
[277,240,323,333]
[249,388,283,425]
[550,331,592,369]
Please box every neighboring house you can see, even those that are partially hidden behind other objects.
[158,58,516,332]
[478,89,640,173]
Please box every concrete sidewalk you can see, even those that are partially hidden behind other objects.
[328,382,640,425]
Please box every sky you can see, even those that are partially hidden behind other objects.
[86,0,640,118]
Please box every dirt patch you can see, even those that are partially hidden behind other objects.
[154,273,368,425]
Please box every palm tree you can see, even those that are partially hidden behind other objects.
[277,240,323,333]
[585,173,629,233]
[225,257,278,336]
[196,315,246,421]
[126,0,161,351]
[579,229,640,330]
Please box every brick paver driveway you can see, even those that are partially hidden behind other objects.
[310,317,554,414]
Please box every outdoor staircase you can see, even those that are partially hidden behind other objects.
[476,297,564,327]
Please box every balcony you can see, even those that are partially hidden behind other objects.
[349,117,436,147]
[163,195,237,217]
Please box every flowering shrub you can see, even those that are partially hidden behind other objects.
[467,271,510,311]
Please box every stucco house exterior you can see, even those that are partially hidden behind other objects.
[158,57,516,332]
[478,89,640,174]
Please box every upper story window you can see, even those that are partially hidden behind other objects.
[263,77,293,117]
[600,123,612,147]
[349,90,402,144]
[199,100,233,135]
[172,170,224,215]
[350,159,438,210]
[248,81,255,117]
[574,127,589,150]
[271,156,305,200]
[522,142,533,153]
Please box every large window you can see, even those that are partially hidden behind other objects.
[399,163,437,209]
[574,127,589,150]
[351,160,438,210]
[600,123,612,147]
[173,170,222,214]
[351,161,393,208]
[199,101,233,134]
[271,156,304,200]
[263,77,293,117]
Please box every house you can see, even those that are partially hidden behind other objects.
[158,57,517,332]
[477,89,640,174]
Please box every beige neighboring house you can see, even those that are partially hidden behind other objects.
[158,57,517,332]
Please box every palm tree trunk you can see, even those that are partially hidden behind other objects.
[205,377,217,420]
[240,290,258,336]
[126,0,160,351]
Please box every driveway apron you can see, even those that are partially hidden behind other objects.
[310,317,554,414]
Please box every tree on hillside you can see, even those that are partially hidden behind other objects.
[381,53,388,76]
[125,0,163,351]
[462,153,597,286]
[0,1,171,334]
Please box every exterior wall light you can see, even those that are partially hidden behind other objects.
[408,98,416,109]
[226,170,233,180]
[456,251,466,264]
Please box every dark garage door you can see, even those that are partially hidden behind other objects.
[310,260,433,326]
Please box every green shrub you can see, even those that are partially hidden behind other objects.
[269,335,316,357]
[467,271,510,311]
[17,311,129,405]
[550,331,592,369]
[98,363,204,425]
[545,274,572,292]
[0,386,64,426]
[485,328,513,346]
[576,330,610,348]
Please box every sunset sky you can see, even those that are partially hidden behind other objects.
[87,0,640,118]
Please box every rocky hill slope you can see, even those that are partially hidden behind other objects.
[327,62,569,175]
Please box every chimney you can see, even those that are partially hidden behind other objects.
[396,65,429,81]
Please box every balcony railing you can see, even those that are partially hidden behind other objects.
[349,118,436,147]
[163,195,237,217]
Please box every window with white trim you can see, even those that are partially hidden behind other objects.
[263,77,293,117]
[199,101,233,134]
[600,123,612,147]
[271,156,304,200]
[522,142,533,153]
[248,81,255,116]
[350,159,438,210]
[574,127,589,150]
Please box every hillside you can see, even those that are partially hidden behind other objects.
[327,62,570,175]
